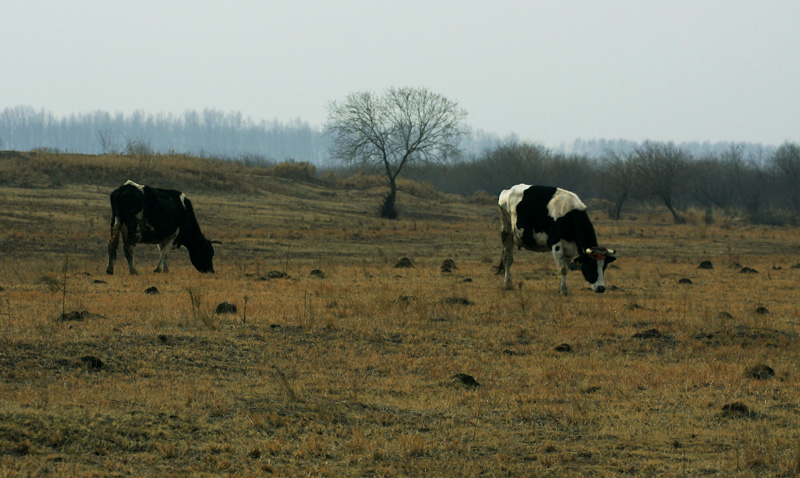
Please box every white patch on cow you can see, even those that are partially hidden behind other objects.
[559,240,578,260]
[498,184,531,246]
[124,180,144,191]
[533,232,548,247]
[547,188,586,220]
[155,230,179,273]
[591,259,606,292]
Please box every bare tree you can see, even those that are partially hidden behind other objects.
[97,130,119,154]
[125,138,154,163]
[630,141,691,224]
[597,150,635,220]
[326,87,468,218]
[690,144,756,223]
[771,142,800,215]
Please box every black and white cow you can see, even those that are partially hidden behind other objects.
[106,180,217,275]
[497,184,615,294]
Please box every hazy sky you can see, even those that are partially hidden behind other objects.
[2,1,798,147]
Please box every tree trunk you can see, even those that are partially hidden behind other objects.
[613,191,628,220]
[704,204,714,225]
[663,196,685,224]
[380,177,399,219]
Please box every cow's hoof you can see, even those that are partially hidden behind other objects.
[504,283,514,290]
[105,269,114,275]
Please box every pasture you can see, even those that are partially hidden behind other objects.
[1,162,800,476]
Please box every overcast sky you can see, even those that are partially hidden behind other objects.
[2,0,798,147]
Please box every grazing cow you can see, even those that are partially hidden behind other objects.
[106,180,216,275]
[497,184,615,294]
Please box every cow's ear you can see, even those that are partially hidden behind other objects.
[605,255,617,265]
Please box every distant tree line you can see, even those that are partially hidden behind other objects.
[0,105,330,163]
[406,140,800,225]
[0,105,503,165]
[4,105,796,224]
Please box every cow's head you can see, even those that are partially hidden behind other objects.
[573,247,616,293]
[186,236,216,273]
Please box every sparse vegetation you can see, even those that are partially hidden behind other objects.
[1,153,800,476]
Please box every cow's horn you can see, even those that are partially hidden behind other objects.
[585,248,593,254]
[607,248,615,255]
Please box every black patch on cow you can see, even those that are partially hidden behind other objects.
[515,186,557,249]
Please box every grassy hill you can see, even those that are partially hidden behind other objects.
[1,152,799,476]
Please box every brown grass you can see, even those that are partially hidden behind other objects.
[1,155,800,476]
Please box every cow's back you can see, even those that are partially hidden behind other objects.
[500,185,559,229]
[109,184,145,224]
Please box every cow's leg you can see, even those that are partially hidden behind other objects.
[105,220,121,275]
[501,230,515,289]
[154,233,178,273]
[121,224,138,275]
[498,207,515,289]
[552,244,569,295]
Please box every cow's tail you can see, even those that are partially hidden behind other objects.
[494,261,505,275]
[494,253,506,275]
[109,196,119,232]
[494,230,511,275]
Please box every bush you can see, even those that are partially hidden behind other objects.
[267,160,317,182]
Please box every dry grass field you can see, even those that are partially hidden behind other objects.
[1,154,800,476]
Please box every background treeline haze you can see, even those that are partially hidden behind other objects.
[0,105,499,164]
[2,105,798,224]
[405,140,800,226]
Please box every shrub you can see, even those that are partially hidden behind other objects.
[268,160,317,182]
